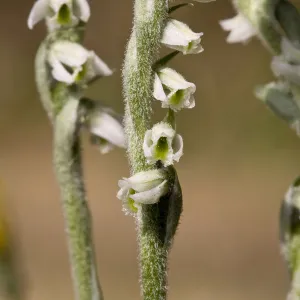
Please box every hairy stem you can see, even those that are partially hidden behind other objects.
[122,0,170,299]
[54,99,102,300]
[35,27,103,300]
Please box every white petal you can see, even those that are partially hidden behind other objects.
[131,180,168,204]
[143,130,154,158]
[281,37,300,64]
[89,52,113,77]
[162,20,189,47]
[116,184,129,202]
[153,73,167,101]
[50,56,74,84]
[74,0,90,22]
[219,14,256,44]
[158,67,195,91]
[271,57,300,85]
[98,141,115,154]
[89,110,126,148]
[27,0,49,29]
[51,41,89,67]
[172,134,184,162]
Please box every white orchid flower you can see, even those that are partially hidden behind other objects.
[27,0,90,30]
[143,122,183,167]
[271,38,300,85]
[117,170,168,215]
[88,106,126,154]
[161,19,203,55]
[48,41,112,85]
[153,67,196,112]
[219,13,256,44]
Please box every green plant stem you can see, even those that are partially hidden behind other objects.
[35,28,103,300]
[54,99,102,300]
[122,0,171,299]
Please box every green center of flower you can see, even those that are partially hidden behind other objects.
[154,137,169,161]
[128,189,138,213]
[75,63,87,82]
[169,89,185,106]
[57,4,71,25]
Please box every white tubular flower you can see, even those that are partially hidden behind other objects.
[117,170,168,214]
[161,19,203,55]
[88,106,126,154]
[153,67,196,112]
[27,0,90,30]
[219,14,256,44]
[48,41,112,85]
[271,38,300,85]
[143,122,183,167]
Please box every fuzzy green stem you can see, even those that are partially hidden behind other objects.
[35,27,103,300]
[54,98,102,300]
[122,0,171,299]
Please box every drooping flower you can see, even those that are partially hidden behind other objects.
[143,122,183,167]
[153,67,196,111]
[88,105,126,154]
[27,0,90,30]
[117,170,168,215]
[48,41,112,85]
[219,13,256,44]
[272,38,300,85]
[161,19,203,55]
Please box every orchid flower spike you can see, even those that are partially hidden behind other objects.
[88,105,126,154]
[219,13,256,44]
[48,41,112,85]
[272,38,300,85]
[161,19,203,55]
[117,170,168,215]
[153,67,196,111]
[143,122,183,167]
[27,0,90,30]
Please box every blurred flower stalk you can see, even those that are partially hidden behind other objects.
[121,0,214,299]
[27,0,125,299]
[220,0,300,299]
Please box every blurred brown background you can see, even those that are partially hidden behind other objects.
[1,0,299,299]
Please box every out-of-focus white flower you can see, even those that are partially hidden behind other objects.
[153,67,195,111]
[272,38,300,85]
[48,41,112,85]
[161,19,203,55]
[88,106,126,154]
[143,122,183,167]
[219,13,256,44]
[117,170,168,214]
[27,0,90,30]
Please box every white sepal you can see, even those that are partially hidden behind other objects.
[143,122,183,167]
[117,170,168,215]
[153,67,196,111]
[219,14,256,44]
[89,107,126,154]
[161,19,204,55]
[27,0,49,29]
[48,41,112,85]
